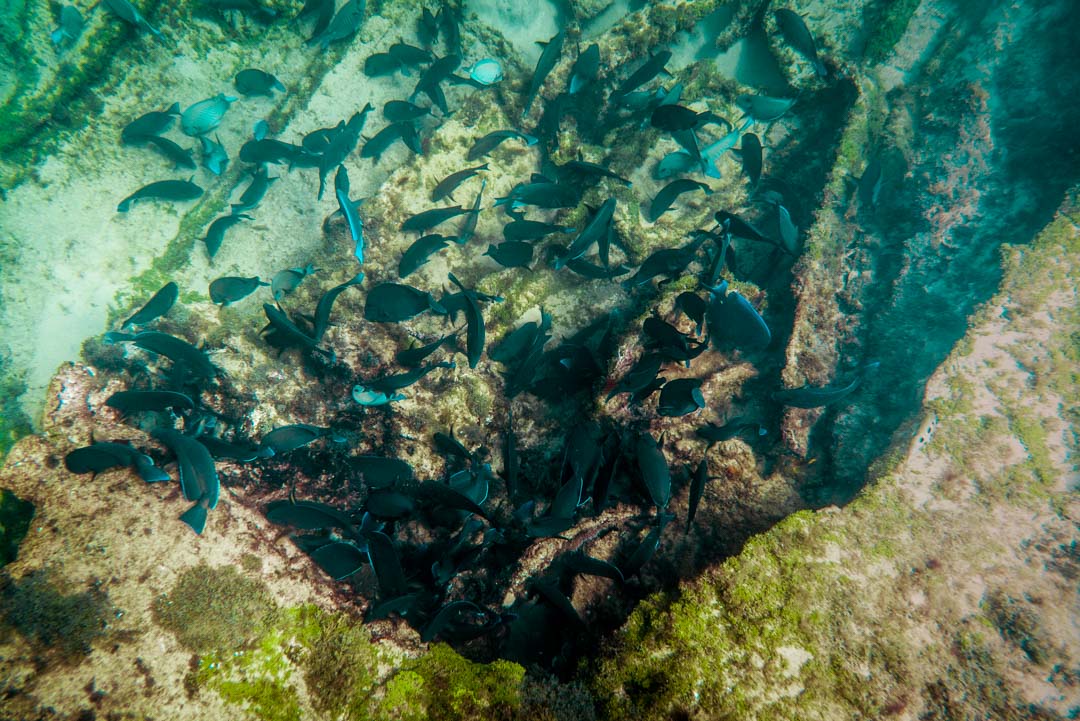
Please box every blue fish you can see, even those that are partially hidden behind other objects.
[181,94,237,136]
[199,135,229,175]
[352,385,405,406]
[334,166,365,264]
[468,58,503,85]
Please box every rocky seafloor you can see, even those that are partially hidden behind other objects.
[0,0,1078,719]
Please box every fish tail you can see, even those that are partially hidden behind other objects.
[179,500,208,534]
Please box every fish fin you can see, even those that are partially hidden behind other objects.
[179,499,208,534]
[167,102,181,115]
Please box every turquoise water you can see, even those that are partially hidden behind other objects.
[1,0,1078,718]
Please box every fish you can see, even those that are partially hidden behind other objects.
[271,264,317,300]
[686,458,708,532]
[634,432,670,510]
[568,43,600,95]
[259,424,336,454]
[701,117,753,178]
[736,94,795,122]
[364,282,446,322]
[102,0,162,38]
[448,273,484,368]
[154,429,220,534]
[181,94,237,136]
[197,436,274,462]
[310,541,367,580]
[555,159,632,187]
[395,334,455,367]
[613,50,671,98]
[421,600,505,643]
[266,497,359,535]
[202,213,252,258]
[622,513,674,577]
[431,164,487,203]
[554,197,615,270]
[365,491,415,519]
[503,219,575,241]
[562,551,624,583]
[120,103,181,142]
[655,150,698,179]
[467,130,538,161]
[122,281,178,328]
[117,179,203,212]
[382,100,429,123]
[399,234,451,277]
[771,363,879,408]
[526,513,574,540]
[399,122,422,154]
[64,442,170,482]
[606,353,663,401]
[713,210,777,247]
[209,276,268,305]
[622,232,708,289]
[120,331,218,379]
[696,416,767,446]
[234,68,285,96]
[457,179,485,244]
[309,0,366,48]
[484,241,533,270]
[352,386,405,406]
[675,291,707,335]
[706,281,771,350]
[859,158,883,208]
[239,138,306,165]
[312,273,364,341]
[657,377,705,417]
[364,52,404,77]
[232,166,278,212]
[650,104,710,132]
[298,0,334,39]
[417,7,439,46]
[416,481,491,521]
[334,166,365,263]
[468,58,503,86]
[360,122,407,160]
[199,135,229,175]
[400,205,478,233]
[494,181,579,209]
[349,455,414,488]
[411,54,460,112]
[318,104,372,199]
[144,135,196,169]
[740,132,762,186]
[557,253,631,279]
[105,389,194,414]
[366,361,454,394]
[208,0,277,22]
[774,8,827,77]
[51,5,85,46]
[388,41,432,66]
[438,4,461,55]
[648,179,712,222]
[643,316,706,365]
[775,202,799,254]
[532,577,584,625]
[261,304,330,358]
[522,30,566,117]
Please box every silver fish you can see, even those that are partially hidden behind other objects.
[181,94,237,136]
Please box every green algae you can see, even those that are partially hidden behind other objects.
[0,489,33,567]
[0,360,32,462]
[865,0,923,65]
[0,568,112,662]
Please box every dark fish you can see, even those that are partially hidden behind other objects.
[411,54,460,112]
[383,99,429,123]
[495,180,579,209]
[467,130,538,161]
[771,363,879,408]
[388,41,431,66]
[655,149,698,179]
[736,94,795,122]
[622,232,708,289]
[548,247,631,279]
[532,577,583,625]
[102,0,161,37]
[261,303,329,357]
[349,455,413,489]
[525,515,574,538]
[686,458,708,532]
[416,481,491,521]
[484,241,533,270]
[154,429,220,534]
[775,202,799,254]
[400,205,478,233]
[318,104,372,199]
[554,197,615,269]
[563,550,624,583]
[399,122,422,154]
[674,291,707,335]
[421,600,503,643]
[774,8,827,77]
[365,52,404,77]
[457,179,485,244]
[395,333,454,367]
[259,424,335,454]
[549,473,583,520]
[202,213,252,258]
[364,282,446,322]
[302,121,343,153]
[266,497,358,534]
[106,389,194,414]
[51,5,85,46]
[740,132,763,186]
[121,103,180,142]
[555,159,632,187]
[298,0,334,39]
[503,219,574,241]
[367,361,453,394]
[606,353,663,401]
[239,138,305,165]
[365,490,415,519]
[312,273,364,341]
[614,50,671,98]
[199,134,229,175]
[568,43,600,95]
[361,122,405,160]
[122,281,178,328]
[622,513,674,577]
[697,416,767,446]
[634,432,670,510]
[232,166,278,212]
[448,273,484,368]
[209,276,268,305]
[859,158,882,208]
[648,179,711,222]
[334,166,365,263]
[714,210,777,247]
[417,7,438,46]
[399,234,451,277]
[197,435,274,462]
[310,541,367,580]
[271,264,317,300]
[707,281,771,350]
[64,442,170,482]
[234,68,285,96]
[522,30,565,117]
[431,163,487,202]
[117,179,203,212]
[657,377,705,417]
[310,0,366,48]
[120,331,218,379]
[438,5,460,55]
[650,104,709,132]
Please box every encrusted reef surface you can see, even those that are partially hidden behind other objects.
[0,0,1077,719]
